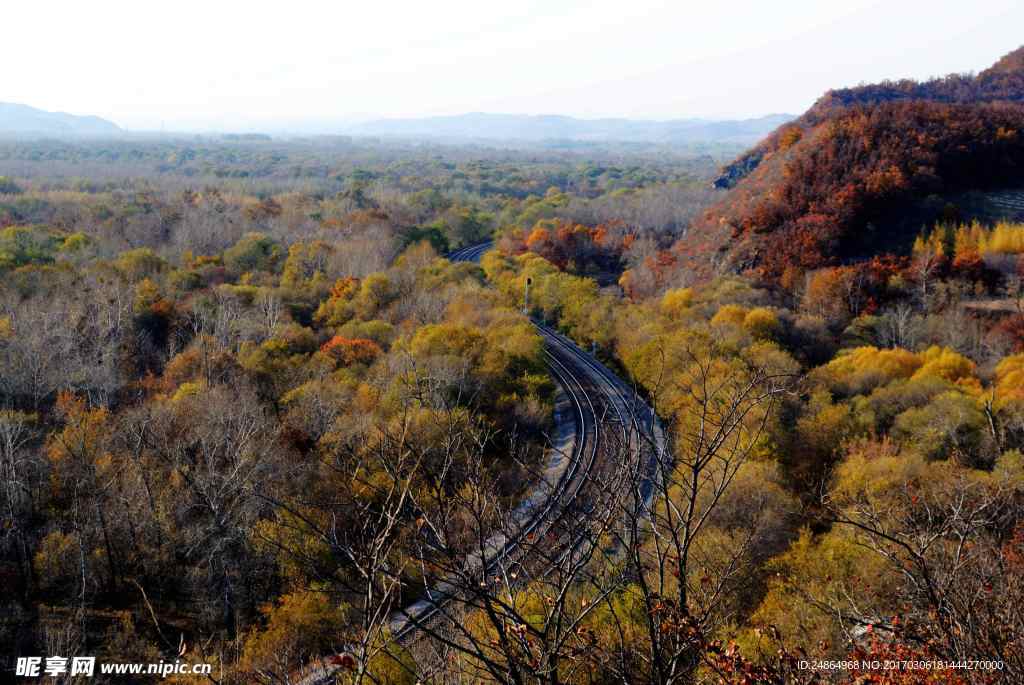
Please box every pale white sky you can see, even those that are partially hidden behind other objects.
[5,0,1023,131]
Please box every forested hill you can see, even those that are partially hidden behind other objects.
[678,46,1024,282]
[0,102,121,137]
[807,46,1024,113]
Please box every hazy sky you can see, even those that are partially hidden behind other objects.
[5,0,1023,131]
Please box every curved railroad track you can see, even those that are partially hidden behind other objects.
[295,242,663,684]
[390,243,662,638]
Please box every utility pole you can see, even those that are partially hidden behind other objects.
[523,277,531,316]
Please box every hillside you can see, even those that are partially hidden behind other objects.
[678,47,1024,281]
[347,112,794,144]
[0,102,121,137]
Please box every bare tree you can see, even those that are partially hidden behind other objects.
[252,418,430,685]
[593,344,791,684]
[0,410,39,596]
[911,247,941,311]
[133,384,281,638]
[878,303,919,350]
[824,472,1024,679]
[257,291,284,336]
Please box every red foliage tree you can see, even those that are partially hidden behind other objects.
[319,336,382,367]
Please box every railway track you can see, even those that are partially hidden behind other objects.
[389,243,637,632]
[391,243,661,634]
[294,242,663,684]
[447,242,493,263]
[386,342,601,642]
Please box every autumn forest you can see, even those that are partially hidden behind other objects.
[2,46,1024,685]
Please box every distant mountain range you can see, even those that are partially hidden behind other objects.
[344,112,795,144]
[0,102,121,136]
[0,102,791,144]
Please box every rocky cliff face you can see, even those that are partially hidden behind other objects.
[712,150,763,189]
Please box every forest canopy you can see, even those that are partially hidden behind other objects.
[1,74,1023,682]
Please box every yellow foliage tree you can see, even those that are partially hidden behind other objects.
[660,287,694,319]
[743,307,781,340]
[910,345,978,389]
[241,590,346,679]
[710,303,749,327]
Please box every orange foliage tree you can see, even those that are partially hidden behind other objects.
[319,336,382,367]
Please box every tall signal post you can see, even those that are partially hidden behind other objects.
[523,277,531,316]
